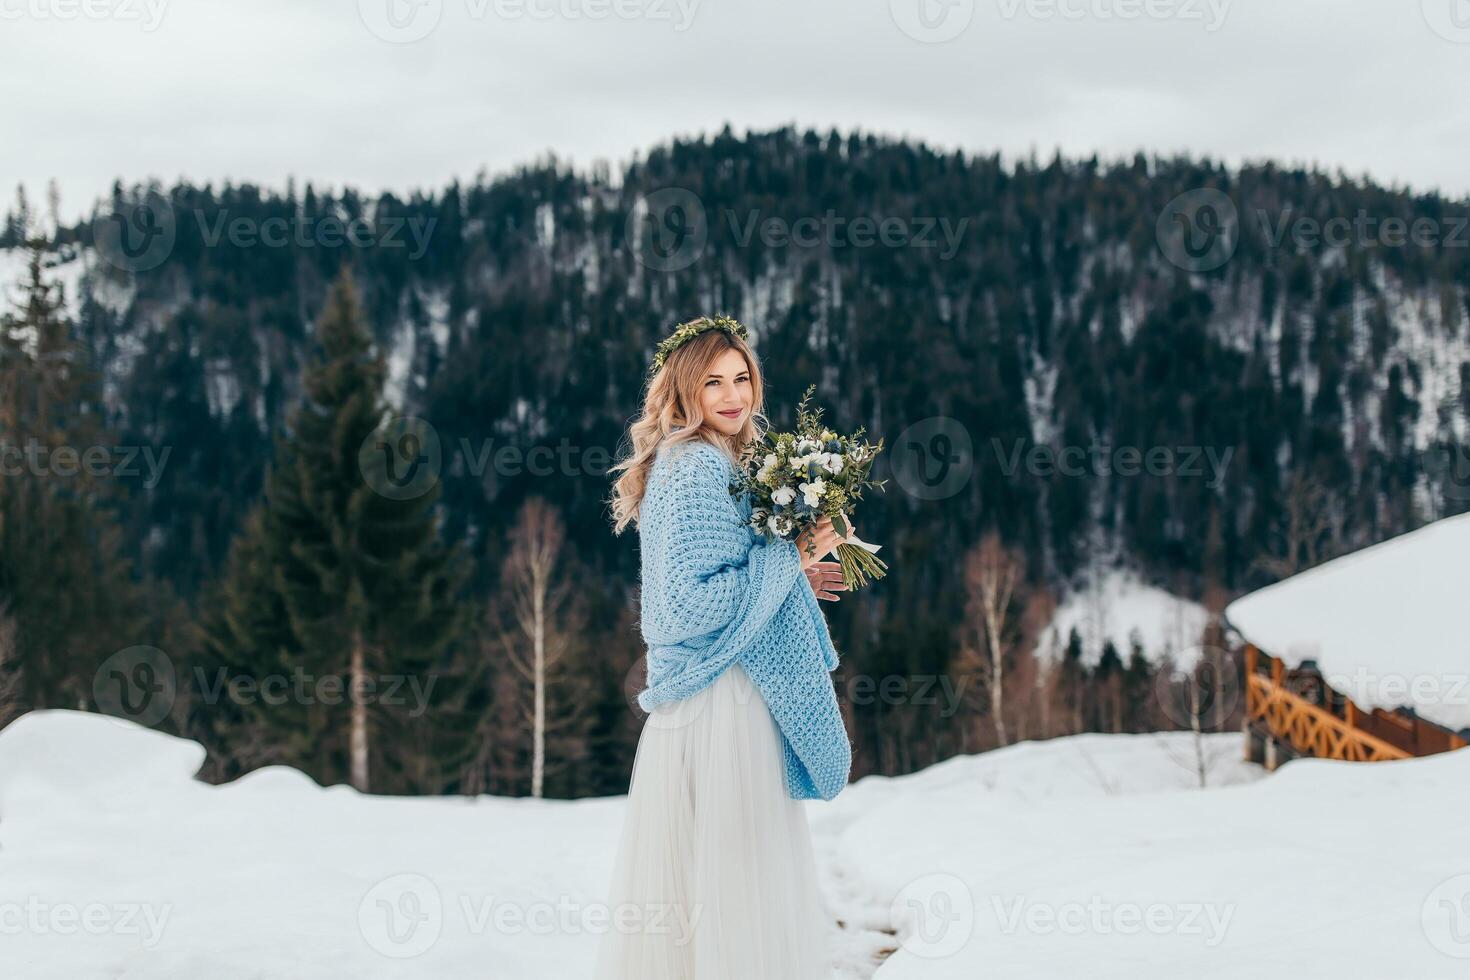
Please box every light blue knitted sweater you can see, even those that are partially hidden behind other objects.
[635,436,853,801]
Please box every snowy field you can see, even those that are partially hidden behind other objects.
[1,711,1468,979]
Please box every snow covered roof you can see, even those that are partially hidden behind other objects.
[1225,511,1470,733]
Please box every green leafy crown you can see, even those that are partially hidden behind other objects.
[650,315,749,377]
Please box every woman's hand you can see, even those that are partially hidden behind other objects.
[795,516,854,571]
[803,561,848,601]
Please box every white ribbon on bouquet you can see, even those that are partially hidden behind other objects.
[841,533,882,555]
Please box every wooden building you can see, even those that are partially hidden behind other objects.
[1225,513,1470,769]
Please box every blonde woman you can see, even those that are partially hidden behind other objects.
[597,316,855,980]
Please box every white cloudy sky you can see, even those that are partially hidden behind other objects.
[5,0,1470,223]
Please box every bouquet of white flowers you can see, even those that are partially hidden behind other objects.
[729,385,889,590]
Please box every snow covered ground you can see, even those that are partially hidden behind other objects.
[1226,511,1470,732]
[2,711,1468,979]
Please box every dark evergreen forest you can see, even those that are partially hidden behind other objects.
[2,125,1466,796]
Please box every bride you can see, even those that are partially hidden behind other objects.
[599,315,855,980]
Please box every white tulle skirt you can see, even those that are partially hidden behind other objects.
[593,661,833,980]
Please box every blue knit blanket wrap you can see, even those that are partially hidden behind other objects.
[635,438,852,801]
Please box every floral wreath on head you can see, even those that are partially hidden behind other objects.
[649,314,749,378]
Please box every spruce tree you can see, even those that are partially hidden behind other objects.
[204,266,470,792]
[0,241,142,712]
[193,502,305,780]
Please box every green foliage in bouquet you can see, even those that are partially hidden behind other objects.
[728,385,889,590]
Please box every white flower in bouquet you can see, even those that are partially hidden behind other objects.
[728,384,890,591]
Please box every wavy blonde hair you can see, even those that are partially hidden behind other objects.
[607,321,769,535]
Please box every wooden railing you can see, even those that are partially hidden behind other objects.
[1242,643,1437,763]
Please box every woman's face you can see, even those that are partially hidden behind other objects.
[698,348,753,437]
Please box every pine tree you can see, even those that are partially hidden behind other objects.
[1122,641,1155,732]
[0,241,142,712]
[203,266,471,792]
[193,503,303,780]
[1094,640,1124,733]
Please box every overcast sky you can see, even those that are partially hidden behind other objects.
[5,0,1470,224]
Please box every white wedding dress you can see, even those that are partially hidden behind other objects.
[593,661,834,979]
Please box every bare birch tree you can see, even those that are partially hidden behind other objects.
[961,531,1025,748]
[492,497,584,798]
